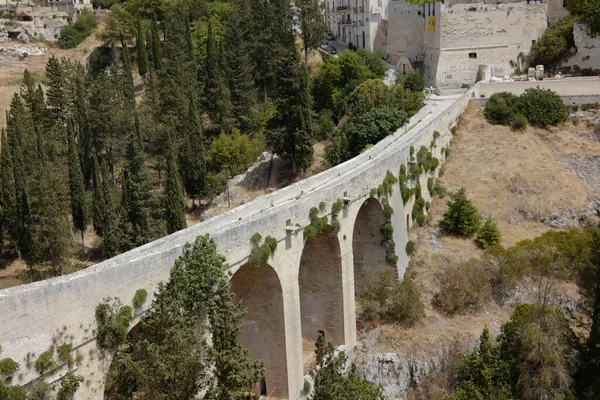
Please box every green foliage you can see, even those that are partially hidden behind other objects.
[331,219,341,234]
[34,350,56,375]
[297,0,327,68]
[409,146,415,160]
[434,259,493,314]
[132,289,148,309]
[402,69,426,92]
[331,199,344,216]
[67,120,88,251]
[319,201,327,212]
[511,113,528,131]
[208,129,261,176]
[248,234,278,267]
[380,222,394,241]
[518,87,568,128]
[578,0,600,35]
[406,240,415,256]
[531,17,576,65]
[95,297,133,350]
[57,371,84,400]
[388,274,425,326]
[164,133,187,234]
[484,92,521,126]
[477,217,502,249]
[440,187,481,237]
[57,343,73,369]
[348,79,390,116]
[58,9,97,49]
[304,207,329,241]
[310,340,385,400]
[451,126,457,135]
[416,145,439,173]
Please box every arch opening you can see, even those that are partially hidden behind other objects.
[299,226,344,371]
[230,263,288,399]
[352,198,395,296]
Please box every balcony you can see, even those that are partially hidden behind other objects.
[337,18,353,25]
[336,5,349,11]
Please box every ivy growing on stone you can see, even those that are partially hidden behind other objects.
[399,164,414,205]
[95,297,133,350]
[248,234,278,267]
[319,201,327,213]
[34,351,56,375]
[57,343,73,369]
[304,207,328,241]
[409,145,415,161]
[412,184,427,226]
[331,199,344,234]
[133,289,148,309]
[416,145,439,173]
[380,222,394,241]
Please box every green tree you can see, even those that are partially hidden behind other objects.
[348,79,390,116]
[101,4,136,44]
[45,55,68,121]
[67,120,88,253]
[518,87,567,128]
[296,0,326,69]
[180,96,207,207]
[452,326,514,400]
[150,13,162,71]
[483,92,520,126]
[579,0,600,35]
[530,18,576,66]
[0,130,17,249]
[100,158,122,258]
[0,346,25,400]
[440,187,481,237]
[268,48,314,175]
[164,133,187,234]
[476,216,501,249]
[91,154,105,236]
[402,69,425,93]
[137,20,148,76]
[310,341,385,400]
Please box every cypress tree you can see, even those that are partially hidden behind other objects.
[223,1,256,127]
[180,96,206,208]
[120,38,136,110]
[45,55,67,121]
[268,46,314,176]
[204,22,232,128]
[145,28,154,72]
[137,20,148,77]
[67,120,88,253]
[150,14,162,71]
[91,154,105,236]
[164,133,186,234]
[120,130,155,248]
[0,129,17,249]
[100,158,121,258]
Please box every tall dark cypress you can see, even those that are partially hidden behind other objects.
[120,130,155,248]
[150,13,162,71]
[120,38,136,110]
[45,55,67,121]
[137,20,149,77]
[100,158,121,258]
[91,154,105,236]
[67,119,88,253]
[268,46,314,175]
[180,96,206,207]
[0,129,17,248]
[164,133,186,234]
[204,21,232,128]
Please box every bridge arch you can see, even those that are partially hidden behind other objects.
[298,226,344,350]
[230,263,287,398]
[352,197,396,296]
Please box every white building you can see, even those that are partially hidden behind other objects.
[324,0,389,51]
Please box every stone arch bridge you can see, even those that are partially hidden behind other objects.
[0,86,473,399]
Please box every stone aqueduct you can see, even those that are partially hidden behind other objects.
[2,78,599,400]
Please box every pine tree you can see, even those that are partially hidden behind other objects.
[137,20,148,77]
[476,216,501,249]
[440,187,482,237]
[67,120,88,253]
[45,55,67,121]
[164,133,186,234]
[150,13,162,71]
[180,96,206,207]
[268,46,314,175]
[0,129,17,249]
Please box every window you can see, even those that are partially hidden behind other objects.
[469,52,477,59]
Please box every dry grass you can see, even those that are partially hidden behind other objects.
[357,105,600,392]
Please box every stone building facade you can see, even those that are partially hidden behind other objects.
[386,0,550,89]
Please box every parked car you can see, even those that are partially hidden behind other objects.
[320,41,329,51]
[327,33,336,40]
[329,46,337,55]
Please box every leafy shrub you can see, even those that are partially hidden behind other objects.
[440,187,481,237]
[58,10,97,49]
[34,351,56,375]
[484,92,520,125]
[380,222,394,240]
[248,235,277,267]
[95,297,133,350]
[316,110,336,140]
[402,69,426,93]
[406,240,415,256]
[389,83,425,117]
[331,199,344,215]
[57,371,84,400]
[434,260,493,314]
[511,113,528,131]
[208,129,261,175]
[530,17,576,66]
[348,79,390,116]
[416,145,439,173]
[386,274,425,326]
[476,217,501,249]
[132,289,148,309]
[518,87,567,127]
[304,207,328,241]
